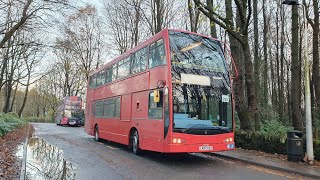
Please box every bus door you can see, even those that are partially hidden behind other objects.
[147,90,165,152]
[131,91,164,152]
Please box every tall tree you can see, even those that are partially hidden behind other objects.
[304,0,320,139]
[290,5,303,131]
[279,3,285,121]
[262,0,268,106]
[64,5,103,80]
[253,0,260,130]
[194,0,257,131]
[103,0,143,54]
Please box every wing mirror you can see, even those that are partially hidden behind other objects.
[153,90,160,103]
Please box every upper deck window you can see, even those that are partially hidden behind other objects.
[117,57,131,79]
[149,39,166,68]
[112,64,118,80]
[105,67,113,83]
[169,31,227,74]
[131,47,147,74]
[96,70,105,87]
[89,75,96,88]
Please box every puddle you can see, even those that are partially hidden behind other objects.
[25,138,76,180]
[15,143,24,159]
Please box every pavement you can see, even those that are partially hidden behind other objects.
[213,149,320,179]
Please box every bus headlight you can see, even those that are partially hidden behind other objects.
[224,137,233,142]
[172,138,185,144]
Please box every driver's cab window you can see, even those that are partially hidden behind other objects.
[148,90,163,119]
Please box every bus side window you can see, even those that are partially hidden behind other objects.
[95,101,104,118]
[131,47,147,74]
[105,67,113,84]
[112,64,118,80]
[90,74,96,88]
[114,97,120,118]
[149,39,166,68]
[103,99,114,118]
[117,57,130,79]
[148,91,163,119]
[97,70,105,87]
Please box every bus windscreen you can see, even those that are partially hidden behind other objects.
[169,31,232,135]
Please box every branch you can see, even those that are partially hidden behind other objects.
[234,0,246,25]
[193,0,244,44]
[303,0,314,28]
[0,0,33,48]
[244,0,252,35]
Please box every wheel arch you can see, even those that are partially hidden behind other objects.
[128,127,138,146]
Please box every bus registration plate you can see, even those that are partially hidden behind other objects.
[199,146,213,151]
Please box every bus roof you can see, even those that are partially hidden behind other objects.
[89,29,223,77]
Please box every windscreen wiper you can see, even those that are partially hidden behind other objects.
[209,126,231,133]
[182,124,211,133]
[181,125,231,134]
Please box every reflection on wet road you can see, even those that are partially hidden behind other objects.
[30,123,308,180]
[26,138,76,180]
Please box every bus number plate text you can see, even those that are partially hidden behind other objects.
[199,146,213,151]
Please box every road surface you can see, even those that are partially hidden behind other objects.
[26,123,308,180]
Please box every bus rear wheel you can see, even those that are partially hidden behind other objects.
[131,130,140,155]
[94,126,100,142]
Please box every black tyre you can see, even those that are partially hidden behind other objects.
[131,130,140,155]
[94,126,100,142]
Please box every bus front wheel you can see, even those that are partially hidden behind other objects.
[94,126,100,142]
[131,130,140,155]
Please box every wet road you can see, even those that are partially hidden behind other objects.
[29,123,306,180]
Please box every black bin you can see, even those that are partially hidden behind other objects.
[287,130,304,162]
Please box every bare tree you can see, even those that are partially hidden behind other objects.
[63,5,103,80]
[290,5,303,131]
[194,0,257,131]
[102,0,143,54]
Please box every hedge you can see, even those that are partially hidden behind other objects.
[0,112,27,137]
[22,116,54,123]
[235,130,320,160]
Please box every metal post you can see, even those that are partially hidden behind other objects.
[302,4,314,163]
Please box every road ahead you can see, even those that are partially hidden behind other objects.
[28,123,306,180]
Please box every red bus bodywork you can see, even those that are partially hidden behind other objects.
[85,29,236,153]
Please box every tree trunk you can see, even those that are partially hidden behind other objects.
[291,5,303,131]
[262,0,268,106]
[253,0,260,131]
[155,0,163,34]
[279,4,285,121]
[243,38,256,131]
[311,0,320,140]
[225,0,251,130]
[9,82,18,112]
[275,4,280,111]
[18,72,31,117]
[206,0,217,38]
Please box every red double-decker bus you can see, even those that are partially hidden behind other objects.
[55,96,84,126]
[85,29,237,154]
